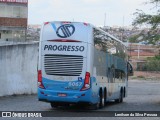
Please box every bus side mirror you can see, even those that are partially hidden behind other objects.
[127,62,133,76]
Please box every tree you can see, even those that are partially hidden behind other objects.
[144,55,160,71]
[133,0,160,28]
[132,0,160,44]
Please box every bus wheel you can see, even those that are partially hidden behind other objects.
[104,88,107,106]
[124,87,126,97]
[99,89,104,108]
[120,90,123,103]
[50,102,59,108]
[115,89,123,103]
[91,102,100,110]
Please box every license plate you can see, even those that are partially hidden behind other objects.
[58,93,67,97]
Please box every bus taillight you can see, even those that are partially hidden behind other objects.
[44,22,49,25]
[38,70,45,89]
[83,22,88,26]
[81,72,90,91]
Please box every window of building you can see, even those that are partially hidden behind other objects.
[6,6,12,17]
[0,5,5,17]
[13,6,20,18]
[12,30,25,40]
[20,7,27,18]
[13,6,27,18]
[0,5,27,18]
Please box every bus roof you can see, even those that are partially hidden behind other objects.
[42,21,126,47]
[43,21,91,26]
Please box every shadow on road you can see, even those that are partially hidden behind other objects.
[42,101,126,117]
[47,101,123,111]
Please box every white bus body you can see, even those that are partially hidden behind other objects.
[38,21,129,108]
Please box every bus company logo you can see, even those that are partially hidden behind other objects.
[56,24,75,38]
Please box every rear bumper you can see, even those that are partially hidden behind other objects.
[38,88,96,104]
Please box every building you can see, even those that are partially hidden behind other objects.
[0,0,28,41]
[127,43,160,70]
[27,24,41,41]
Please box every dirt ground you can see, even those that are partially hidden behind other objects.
[130,71,160,80]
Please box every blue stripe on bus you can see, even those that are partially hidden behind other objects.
[51,23,57,32]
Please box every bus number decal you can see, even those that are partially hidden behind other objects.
[68,82,82,87]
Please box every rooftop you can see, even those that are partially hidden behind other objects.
[0,0,28,4]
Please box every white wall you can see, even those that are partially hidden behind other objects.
[0,43,38,96]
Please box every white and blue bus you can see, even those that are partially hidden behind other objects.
[37,21,133,109]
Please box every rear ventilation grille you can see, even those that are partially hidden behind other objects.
[44,54,83,76]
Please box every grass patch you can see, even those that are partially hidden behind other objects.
[137,75,145,78]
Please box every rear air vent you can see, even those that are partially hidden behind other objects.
[44,54,83,76]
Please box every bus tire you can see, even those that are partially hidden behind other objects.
[99,88,104,108]
[50,102,59,108]
[91,102,100,110]
[115,88,123,103]
[104,88,107,106]
[120,89,123,103]
[124,87,126,97]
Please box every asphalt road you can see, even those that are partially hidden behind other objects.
[0,79,160,120]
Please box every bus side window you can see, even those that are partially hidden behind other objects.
[108,68,115,83]
[93,28,110,53]
[107,68,110,78]
[115,69,119,79]
[109,66,115,83]
[120,71,122,79]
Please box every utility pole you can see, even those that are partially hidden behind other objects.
[121,16,125,41]
[138,45,140,59]
[104,13,106,27]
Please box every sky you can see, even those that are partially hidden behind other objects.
[28,0,154,27]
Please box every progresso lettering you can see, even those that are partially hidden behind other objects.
[44,45,85,52]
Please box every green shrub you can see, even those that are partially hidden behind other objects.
[137,55,160,71]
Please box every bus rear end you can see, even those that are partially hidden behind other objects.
[38,22,96,107]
